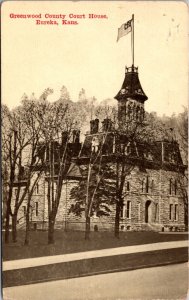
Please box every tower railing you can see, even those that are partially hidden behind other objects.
[125,65,138,73]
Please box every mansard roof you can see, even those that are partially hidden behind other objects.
[78,131,184,172]
[115,66,148,102]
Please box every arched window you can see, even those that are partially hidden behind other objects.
[92,137,99,153]
[126,181,130,191]
[125,143,131,155]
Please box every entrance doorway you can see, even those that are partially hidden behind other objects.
[145,200,152,223]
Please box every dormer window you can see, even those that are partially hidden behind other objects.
[144,152,153,160]
[125,143,131,155]
[92,137,99,153]
[35,183,39,195]
[169,153,175,163]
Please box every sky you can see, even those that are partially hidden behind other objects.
[1,1,188,116]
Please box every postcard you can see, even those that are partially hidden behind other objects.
[2,1,188,300]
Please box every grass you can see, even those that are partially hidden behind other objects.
[3,230,188,261]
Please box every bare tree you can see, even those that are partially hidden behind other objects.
[2,104,36,243]
[34,88,86,244]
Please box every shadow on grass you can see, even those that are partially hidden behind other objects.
[2,230,188,261]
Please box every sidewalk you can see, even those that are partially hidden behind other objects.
[3,240,188,271]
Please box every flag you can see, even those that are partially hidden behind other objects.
[117,19,132,42]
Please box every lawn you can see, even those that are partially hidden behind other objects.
[3,230,188,261]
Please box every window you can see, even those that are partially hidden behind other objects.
[138,203,141,221]
[174,204,178,221]
[92,137,99,153]
[146,176,149,193]
[15,188,18,196]
[35,202,38,216]
[23,206,26,216]
[169,179,173,195]
[113,136,116,153]
[141,179,145,192]
[126,181,130,191]
[126,201,131,219]
[35,183,39,195]
[125,144,131,155]
[169,204,173,220]
[120,203,125,219]
[151,180,154,193]
[174,180,177,195]
[155,203,159,222]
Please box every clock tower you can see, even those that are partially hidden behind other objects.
[115,65,148,129]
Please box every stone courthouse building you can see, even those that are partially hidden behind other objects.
[15,65,186,232]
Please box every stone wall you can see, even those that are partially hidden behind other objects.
[14,164,185,232]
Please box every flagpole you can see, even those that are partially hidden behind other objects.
[132,14,134,67]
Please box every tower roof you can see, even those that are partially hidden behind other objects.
[115,66,148,102]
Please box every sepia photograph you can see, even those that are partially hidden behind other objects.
[1,1,188,299]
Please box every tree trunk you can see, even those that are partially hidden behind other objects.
[85,215,90,240]
[184,204,188,231]
[5,209,10,244]
[24,202,31,246]
[114,202,120,239]
[48,216,55,244]
[12,214,18,243]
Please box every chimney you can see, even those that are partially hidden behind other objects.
[90,118,99,134]
[72,130,80,143]
[102,118,112,132]
[62,131,69,144]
